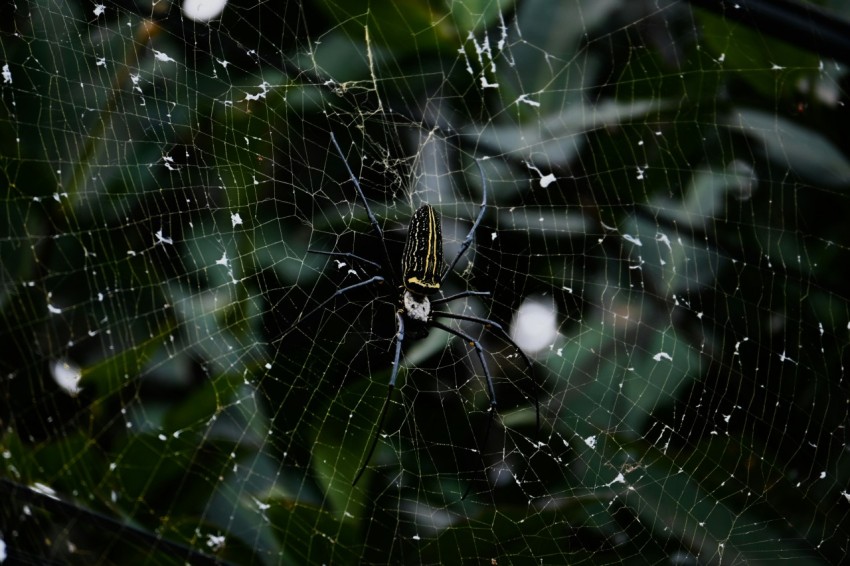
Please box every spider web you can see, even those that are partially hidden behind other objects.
[2,0,850,563]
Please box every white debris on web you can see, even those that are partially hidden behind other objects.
[162,154,179,171]
[93,4,105,17]
[480,76,498,89]
[244,81,271,102]
[205,533,226,552]
[605,472,626,487]
[50,359,82,397]
[153,50,176,63]
[525,162,556,187]
[231,212,243,227]
[461,29,500,88]
[515,93,540,107]
[467,30,497,74]
[2,64,11,84]
[653,352,672,362]
[154,229,173,245]
[622,233,642,246]
[183,0,228,22]
[584,435,597,449]
[45,291,62,314]
[496,10,508,51]
[460,46,474,75]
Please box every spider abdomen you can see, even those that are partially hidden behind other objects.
[401,204,443,296]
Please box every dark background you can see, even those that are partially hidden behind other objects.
[2,0,850,563]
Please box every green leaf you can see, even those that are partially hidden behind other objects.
[725,108,850,187]
[697,7,822,101]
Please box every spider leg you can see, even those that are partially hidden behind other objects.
[275,275,384,343]
[441,160,488,281]
[429,320,496,499]
[432,311,539,437]
[329,132,395,278]
[307,249,382,271]
[431,290,490,306]
[352,312,405,487]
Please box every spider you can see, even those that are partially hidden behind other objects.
[285,132,538,491]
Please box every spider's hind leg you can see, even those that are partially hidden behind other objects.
[432,310,539,436]
[429,320,497,499]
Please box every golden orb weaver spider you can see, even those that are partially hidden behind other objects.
[284,132,539,493]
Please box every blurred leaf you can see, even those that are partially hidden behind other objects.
[697,7,822,100]
[266,495,362,563]
[311,364,392,512]
[83,321,174,397]
[472,99,669,166]
[725,108,850,187]
[314,0,512,56]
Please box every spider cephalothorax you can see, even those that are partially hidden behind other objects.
[281,132,539,495]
